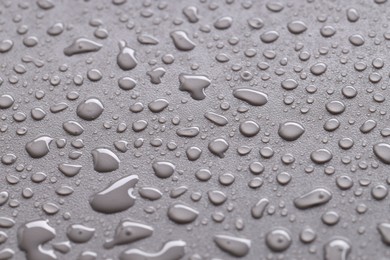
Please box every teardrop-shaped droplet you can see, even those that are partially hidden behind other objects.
[64,38,102,56]
[104,219,153,249]
[91,148,120,173]
[117,40,138,70]
[66,224,95,243]
[214,234,251,257]
[89,174,138,214]
[294,188,332,209]
[233,88,268,106]
[167,203,199,224]
[179,74,211,100]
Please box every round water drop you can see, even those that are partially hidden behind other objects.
[0,40,13,53]
[324,237,351,260]
[349,34,365,46]
[186,146,202,161]
[281,79,298,90]
[47,22,64,36]
[276,172,291,185]
[300,228,316,243]
[324,118,340,132]
[148,99,169,113]
[260,31,280,43]
[0,95,14,109]
[152,161,175,178]
[325,100,345,114]
[42,202,59,215]
[287,21,307,34]
[373,143,390,164]
[336,176,353,190]
[310,62,327,75]
[342,86,357,98]
[214,16,233,30]
[76,98,104,121]
[265,228,292,252]
[346,8,360,22]
[266,2,284,12]
[87,69,102,82]
[219,173,235,186]
[321,211,340,225]
[278,121,305,141]
[310,149,332,164]
[208,190,227,205]
[360,119,377,133]
[195,169,212,181]
[118,77,136,90]
[247,17,264,29]
[239,120,260,137]
[371,184,388,200]
[320,25,336,37]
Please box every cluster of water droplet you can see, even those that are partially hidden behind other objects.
[1,0,390,259]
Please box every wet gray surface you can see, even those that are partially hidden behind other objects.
[1,0,390,259]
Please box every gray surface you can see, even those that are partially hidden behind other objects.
[1,0,390,259]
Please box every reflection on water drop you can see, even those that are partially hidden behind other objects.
[89,174,139,214]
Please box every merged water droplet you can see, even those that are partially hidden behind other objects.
[17,220,57,260]
[63,38,102,56]
[324,237,351,260]
[89,174,139,214]
[104,219,154,249]
[117,40,138,70]
[119,240,186,260]
[208,138,229,158]
[179,74,211,100]
[170,31,196,51]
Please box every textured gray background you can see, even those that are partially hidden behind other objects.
[1,0,390,259]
